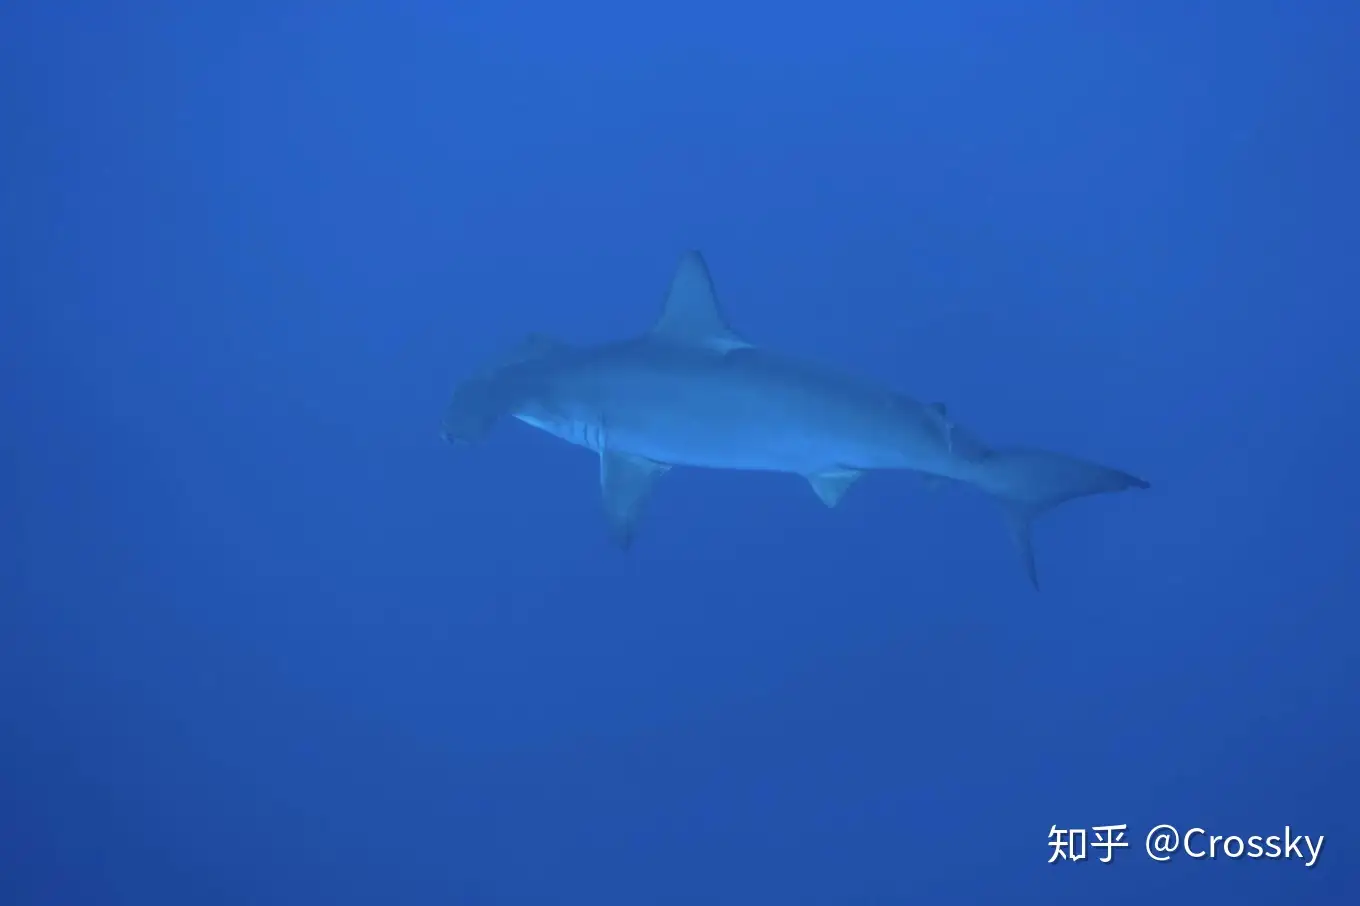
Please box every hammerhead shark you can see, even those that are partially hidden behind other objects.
[442,251,1148,588]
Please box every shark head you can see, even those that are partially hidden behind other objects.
[441,333,567,445]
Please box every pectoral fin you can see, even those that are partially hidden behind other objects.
[600,451,671,547]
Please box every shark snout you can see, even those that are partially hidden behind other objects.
[442,376,511,445]
[440,415,486,446]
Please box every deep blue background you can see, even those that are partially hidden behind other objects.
[4,1,1356,902]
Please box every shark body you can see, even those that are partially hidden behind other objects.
[443,251,1148,588]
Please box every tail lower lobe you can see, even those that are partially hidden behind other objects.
[978,446,1150,590]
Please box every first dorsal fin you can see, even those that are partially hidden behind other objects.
[650,250,752,353]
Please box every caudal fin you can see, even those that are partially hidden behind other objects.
[976,447,1149,590]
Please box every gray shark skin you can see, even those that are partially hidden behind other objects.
[443,251,1149,589]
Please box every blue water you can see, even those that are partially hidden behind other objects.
[4,2,1356,903]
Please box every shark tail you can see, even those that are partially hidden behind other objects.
[973,447,1149,590]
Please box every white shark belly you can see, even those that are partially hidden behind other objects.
[515,409,855,473]
[606,415,889,474]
